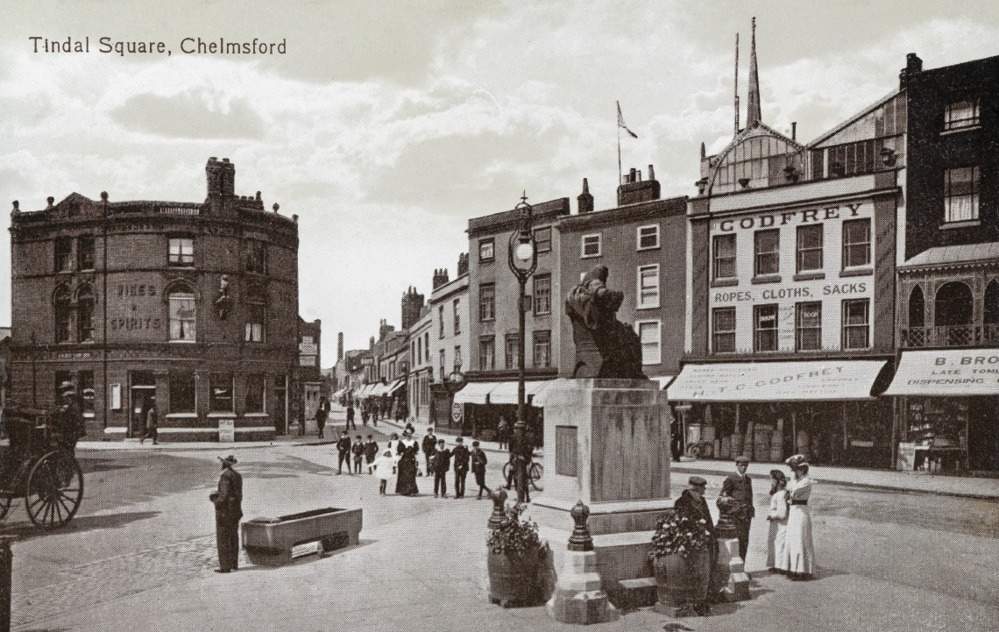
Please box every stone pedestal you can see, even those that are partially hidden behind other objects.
[546,550,619,624]
[531,379,672,604]
[716,538,750,601]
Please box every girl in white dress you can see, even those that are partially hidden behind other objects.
[783,455,815,580]
[766,469,789,574]
[372,450,395,495]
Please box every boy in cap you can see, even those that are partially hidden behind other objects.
[421,427,438,475]
[336,430,352,474]
[352,434,365,473]
[432,439,451,498]
[720,455,755,562]
[451,436,470,498]
[471,440,490,499]
[364,434,379,474]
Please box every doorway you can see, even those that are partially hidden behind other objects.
[130,371,156,438]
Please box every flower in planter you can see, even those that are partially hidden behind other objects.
[649,509,713,560]
[487,502,549,558]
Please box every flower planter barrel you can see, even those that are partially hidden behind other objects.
[241,507,362,566]
[488,551,544,607]
[653,549,712,609]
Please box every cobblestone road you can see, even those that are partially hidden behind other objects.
[13,534,238,630]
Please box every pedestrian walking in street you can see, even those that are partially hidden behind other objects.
[386,432,401,473]
[346,402,356,431]
[509,424,532,503]
[352,434,364,474]
[783,455,815,580]
[141,396,158,445]
[396,430,420,496]
[720,455,755,563]
[497,416,509,450]
[315,395,330,438]
[373,450,394,495]
[364,435,379,474]
[451,436,470,498]
[432,439,451,498]
[471,440,491,499]
[361,401,370,426]
[766,469,790,574]
[210,455,243,573]
[336,431,352,474]
[421,427,438,476]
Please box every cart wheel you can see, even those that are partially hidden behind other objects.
[0,494,11,522]
[26,450,83,530]
[529,462,543,491]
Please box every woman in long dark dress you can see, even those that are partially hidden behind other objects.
[395,433,420,496]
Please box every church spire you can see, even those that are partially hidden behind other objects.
[746,17,762,128]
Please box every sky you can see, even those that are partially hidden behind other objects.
[4,0,999,363]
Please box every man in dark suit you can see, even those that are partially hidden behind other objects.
[210,455,243,573]
[432,439,451,498]
[720,455,754,561]
[421,427,438,475]
[451,436,470,498]
[336,431,352,474]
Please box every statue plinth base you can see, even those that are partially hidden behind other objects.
[716,538,750,601]
[530,378,672,608]
[546,549,619,624]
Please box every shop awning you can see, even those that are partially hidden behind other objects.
[667,360,890,402]
[452,382,498,405]
[487,380,554,404]
[884,350,999,396]
[386,379,406,395]
[651,375,675,390]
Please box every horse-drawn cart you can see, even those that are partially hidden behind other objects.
[0,407,84,530]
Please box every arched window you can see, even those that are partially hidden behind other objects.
[245,287,265,342]
[934,282,973,327]
[985,281,999,344]
[168,286,197,341]
[77,285,95,342]
[908,286,925,328]
[54,285,71,343]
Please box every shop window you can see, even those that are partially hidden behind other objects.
[944,100,979,131]
[479,283,495,321]
[533,275,551,315]
[713,234,736,280]
[453,298,461,334]
[842,219,871,268]
[842,299,870,349]
[479,238,494,262]
[534,227,552,253]
[169,372,196,413]
[581,234,601,258]
[908,286,925,328]
[54,285,71,343]
[505,334,520,369]
[245,287,265,343]
[636,264,660,309]
[210,373,234,413]
[246,240,266,274]
[78,236,95,271]
[795,302,822,351]
[712,307,736,353]
[753,304,778,352]
[77,285,95,343]
[533,330,551,368]
[479,337,495,371]
[55,237,72,272]
[168,237,194,266]
[637,225,660,250]
[944,166,979,223]
[754,229,780,277]
[245,374,265,413]
[168,288,197,341]
[796,224,823,272]
[79,371,94,416]
[636,320,661,365]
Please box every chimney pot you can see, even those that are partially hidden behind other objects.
[648,165,655,180]
[12,200,19,213]
[791,122,797,141]
[47,196,54,207]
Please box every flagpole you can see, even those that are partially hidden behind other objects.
[617,117,622,189]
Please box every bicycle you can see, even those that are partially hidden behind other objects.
[503,457,543,491]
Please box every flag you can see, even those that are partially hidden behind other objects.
[617,101,638,138]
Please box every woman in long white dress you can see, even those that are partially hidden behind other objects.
[783,455,815,580]
[766,469,789,574]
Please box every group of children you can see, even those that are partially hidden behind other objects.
[334,431,381,475]
[365,428,492,499]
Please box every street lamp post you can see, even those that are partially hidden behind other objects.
[507,194,537,502]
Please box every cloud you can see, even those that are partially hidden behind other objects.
[112,91,266,139]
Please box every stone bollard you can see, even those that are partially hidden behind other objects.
[488,488,508,530]
[546,501,619,625]
[716,538,750,602]
[0,536,14,632]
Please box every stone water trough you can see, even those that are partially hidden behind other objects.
[241,507,362,566]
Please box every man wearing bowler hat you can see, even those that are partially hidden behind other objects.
[720,455,755,562]
[210,455,243,573]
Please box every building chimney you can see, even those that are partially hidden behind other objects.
[338,332,344,362]
[899,52,923,88]
[791,122,797,141]
[457,252,469,276]
[433,268,450,289]
[648,165,656,181]
[617,166,661,205]
[577,178,594,214]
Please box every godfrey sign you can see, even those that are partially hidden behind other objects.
[884,350,999,396]
[667,360,889,402]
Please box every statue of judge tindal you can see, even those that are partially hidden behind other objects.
[565,265,647,380]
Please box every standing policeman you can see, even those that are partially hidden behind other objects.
[210,455,243,573]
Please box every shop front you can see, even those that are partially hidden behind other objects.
[885,349,999,472]
[450,380,549,444]
[668,360,895,467]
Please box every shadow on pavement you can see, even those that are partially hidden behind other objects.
[0,510,159,540]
